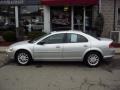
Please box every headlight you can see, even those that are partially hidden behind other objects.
[7,47,14,52]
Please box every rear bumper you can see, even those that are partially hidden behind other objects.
[103,49,115,61]
[103,55,114,61]
[103,48,115,60]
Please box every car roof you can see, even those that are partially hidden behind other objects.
[50,30,98,41]
[51,30,83,34]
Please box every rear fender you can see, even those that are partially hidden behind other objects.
[82,48,103,60]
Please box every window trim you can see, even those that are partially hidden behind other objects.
[38,33,66,44]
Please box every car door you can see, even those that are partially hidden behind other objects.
[33,33,65,60]
[63,33,90,60]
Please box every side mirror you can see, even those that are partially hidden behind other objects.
[38,41,45,45]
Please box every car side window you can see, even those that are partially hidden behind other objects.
[41,33,65,44]
[77,34,88,42]
[67,33,88,43]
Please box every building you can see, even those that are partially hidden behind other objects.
[100,0,120,37]
[0,0,120,38]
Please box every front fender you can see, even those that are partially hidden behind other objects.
[13,45,34,58]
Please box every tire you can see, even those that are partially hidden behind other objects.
[84,52,102,67]
[15,50,32,65]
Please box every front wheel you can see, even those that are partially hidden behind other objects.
[84,52,102,67]
[15,50,32,65]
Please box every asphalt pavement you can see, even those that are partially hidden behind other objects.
[0,53,120,90]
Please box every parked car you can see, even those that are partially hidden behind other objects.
[6,30,115,67]
[31,22,43,31]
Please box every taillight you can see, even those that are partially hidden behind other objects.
[109,42,120,48]
[109,42,115,48]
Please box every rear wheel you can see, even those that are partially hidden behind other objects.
[15,50,32,65]
[84,52,102,67]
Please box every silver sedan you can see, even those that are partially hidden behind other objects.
[6,31,115,67]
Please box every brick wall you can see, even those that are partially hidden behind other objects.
[101,0,114,37]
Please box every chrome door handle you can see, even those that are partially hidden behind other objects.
[84,45,88,47]
[56,46,60,48]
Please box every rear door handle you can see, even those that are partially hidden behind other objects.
[56,46,60,48]
[84,45,88,47]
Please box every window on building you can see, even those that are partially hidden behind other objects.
[0,6,15,31]
[50,6,71,31]
[20,5,44,34]
[85,6,93,31]
[74,6,83,30]
[118,8,120,25]
[74,6,93,32]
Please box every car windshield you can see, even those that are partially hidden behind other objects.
[28,34,48,43]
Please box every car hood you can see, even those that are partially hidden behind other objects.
[10,40,29,47]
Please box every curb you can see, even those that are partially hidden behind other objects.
[0,47,7,54]
[0,51,6,53]
[0,59,9,68]
[115,53,120,55]
[0,53,11,68]
[0,59,11,68]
